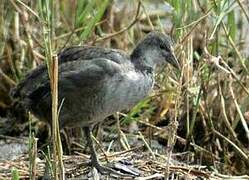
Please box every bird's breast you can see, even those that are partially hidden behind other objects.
[125,71,141,81]
[101,71,154,115]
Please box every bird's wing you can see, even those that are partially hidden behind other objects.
[25,58,123,122]
[58,58,122,92]
[26,58,122,103]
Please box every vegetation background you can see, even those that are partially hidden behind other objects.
[0,0,249,179]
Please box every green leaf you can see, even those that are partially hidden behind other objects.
[11,168,20,180]
[75,0,95,28]
[122,97,152,124]
[227,10,236,40]
[80,0,110,41]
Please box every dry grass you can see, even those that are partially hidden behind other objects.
[0,0,249,179]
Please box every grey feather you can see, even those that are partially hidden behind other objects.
[11,31,179,128]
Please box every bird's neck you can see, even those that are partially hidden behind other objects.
[130,50,155,73]
[133,59,154,75]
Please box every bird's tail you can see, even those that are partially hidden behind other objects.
[7,100,29,123]
[6,84,29,126]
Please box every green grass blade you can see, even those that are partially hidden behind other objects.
[80,0,110,41]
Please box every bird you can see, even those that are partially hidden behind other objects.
[10,31,180,175]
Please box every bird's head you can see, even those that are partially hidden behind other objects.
[131,31,180,69]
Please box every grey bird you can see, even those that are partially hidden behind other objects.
[11,31,180,174]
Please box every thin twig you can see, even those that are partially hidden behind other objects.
[0,68,16,86]
[30,135,38,180]
[221,21,248,73]
[139,0,154,30]
[138,131,156,159]
[218,82,237,139]
[235,0,249,23]
[93,1,141,43]
[175,7,213,52]
[213,129,249,162]
[228,76,249,141]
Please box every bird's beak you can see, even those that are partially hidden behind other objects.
[168,50,180,69]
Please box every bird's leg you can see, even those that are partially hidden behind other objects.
[83,127,109,173]
[83,127,124,176]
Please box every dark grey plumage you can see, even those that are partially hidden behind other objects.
[11,31,179,175]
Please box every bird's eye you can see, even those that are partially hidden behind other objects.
[159,44,165,50]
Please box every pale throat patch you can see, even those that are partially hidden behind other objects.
[125,71,140,81]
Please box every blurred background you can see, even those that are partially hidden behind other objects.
[1,0,249,178]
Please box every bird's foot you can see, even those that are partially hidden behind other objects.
[91,159,125,176]
[95,163,118,175]
[90,159,139,177]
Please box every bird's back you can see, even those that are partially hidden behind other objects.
[58,46,129,64]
